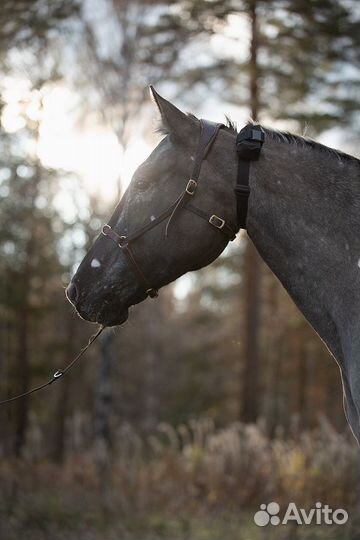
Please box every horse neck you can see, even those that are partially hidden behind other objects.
[246,137,360,366]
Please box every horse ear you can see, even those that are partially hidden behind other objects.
[149,86,197,142]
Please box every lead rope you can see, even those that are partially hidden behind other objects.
[0,325,104,406]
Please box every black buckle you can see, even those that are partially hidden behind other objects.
[186,179,197,195]
[209,214,225,229]
[236,125,265,161]
[249,128,265,143]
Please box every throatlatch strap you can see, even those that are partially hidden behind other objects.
[235,125,265,230]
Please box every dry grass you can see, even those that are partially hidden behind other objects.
[0,418,359,539]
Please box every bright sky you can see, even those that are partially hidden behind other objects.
[1,81,153,203]
[0,11,251,204]
[1,8,352,206]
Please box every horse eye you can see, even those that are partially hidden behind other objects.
[136,179,150,192]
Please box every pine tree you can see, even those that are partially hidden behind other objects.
[0,0,79,53]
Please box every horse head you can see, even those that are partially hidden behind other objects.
[66,88,238,326]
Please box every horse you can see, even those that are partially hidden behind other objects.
[66,87,360,444]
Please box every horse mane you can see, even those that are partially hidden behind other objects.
[249,122,360,165]
[157,115,359,165]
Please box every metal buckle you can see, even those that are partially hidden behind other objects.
[102,224,127,247]
[186,179,197,195]
[209,214,225,229]
[118,236,127,247]
[102,224,111,235]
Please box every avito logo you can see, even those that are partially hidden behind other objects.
[254,501,348,527]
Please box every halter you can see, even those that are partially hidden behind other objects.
[102,120,237,299]
[102,121,264,298]
[0,121,264,406]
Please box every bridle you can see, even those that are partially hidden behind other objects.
[0,120,264,406]
[101,120,264,299]
[102,120,236,298]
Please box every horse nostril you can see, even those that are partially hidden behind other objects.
[66,282,78,304]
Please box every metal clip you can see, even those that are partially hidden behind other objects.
[102,224,111,235]
[118,236,127,247]
[209,215,225,229]
[185,179,197,195]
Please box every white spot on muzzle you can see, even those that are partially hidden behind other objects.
[150,215,156,221]
[91,258,101,268]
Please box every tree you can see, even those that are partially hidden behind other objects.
[0,106,62,454]
[0,74,98,456]
[0,1,79,58]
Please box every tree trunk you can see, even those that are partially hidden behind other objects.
[249,0,259,121]
[93,331,115,513]
[13,168,39,456]
[14,300,30,456]
[143,349,159,433]
[240,0,263,423]
[0,268,11,454]
[263,279,279,436]
[296,339,308,430]
[94,330,113,451]
[241,242,262,422]
[51,316,76,463]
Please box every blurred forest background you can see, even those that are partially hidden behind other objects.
[1,1,360,539]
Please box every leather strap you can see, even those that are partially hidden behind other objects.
[235,125,265,229]
[191,120,223,181]
[186,204,236,241]
[101,119,238,299]
[102,225,158,297]
[165,120,224,235]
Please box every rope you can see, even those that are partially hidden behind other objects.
[0,325,104,406]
